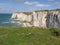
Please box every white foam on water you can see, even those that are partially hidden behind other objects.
[2,22,10,24]
[10,21,21,24]
[2,21,21,24]
[10,21,16,23]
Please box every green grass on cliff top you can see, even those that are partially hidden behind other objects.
[0,26,60,45]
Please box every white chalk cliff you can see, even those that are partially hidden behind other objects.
[11,9,60,28]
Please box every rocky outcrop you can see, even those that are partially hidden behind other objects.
[11,9,60,28]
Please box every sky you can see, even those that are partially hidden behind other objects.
[0,0,60,13]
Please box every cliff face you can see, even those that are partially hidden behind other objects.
[11,12,32,22]
[32,11,47,28]
[11,10,60,28]
[46,11,60,28]
[11,12,33,27]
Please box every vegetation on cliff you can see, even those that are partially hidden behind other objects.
[35,10,49,12]
[35,9,60,12]
[23,12,33,15]
[0,27,60,45]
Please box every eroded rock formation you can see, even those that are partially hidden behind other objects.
[11,9,60,28]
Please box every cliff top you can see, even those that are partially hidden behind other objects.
[22,12,33,15]
[14,9,60,14]
[35,10,49,12]
[35,9,60,12]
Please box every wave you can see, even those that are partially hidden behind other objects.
[10,21,21,24]
[2,21,21,24]
[2,22,10,24]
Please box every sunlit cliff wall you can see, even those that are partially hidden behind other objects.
[11,10,60,28]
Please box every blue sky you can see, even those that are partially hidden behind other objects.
[0,0,60,13]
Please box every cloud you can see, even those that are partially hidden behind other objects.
[48,0,54,1]
[36,3,50,7]
[24,1,38,5]
[0,7,18,13]
[15,0,24,2]
[0,3,19,13]
[24,1,50,7]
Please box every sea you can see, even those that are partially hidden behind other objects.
[0,13,23,27]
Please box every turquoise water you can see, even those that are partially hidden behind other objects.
[0,13,22,26]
